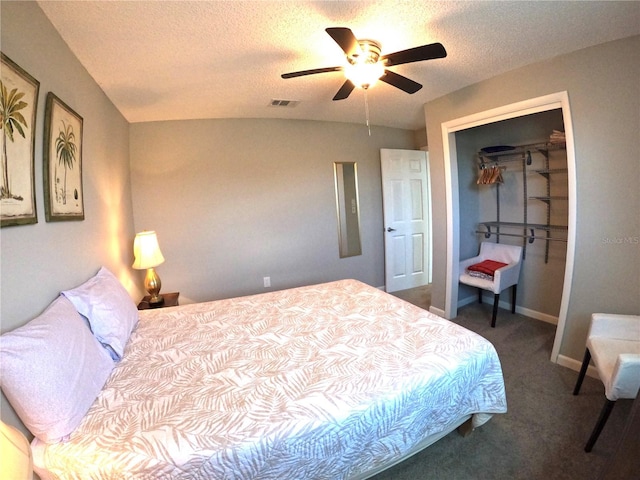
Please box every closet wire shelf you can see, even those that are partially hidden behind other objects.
[478,141,566,167]
[476,140,568,262]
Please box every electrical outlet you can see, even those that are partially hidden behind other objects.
[263,276,271,288]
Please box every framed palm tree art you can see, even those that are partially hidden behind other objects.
[43,92,84,222]
[1,53,40,227]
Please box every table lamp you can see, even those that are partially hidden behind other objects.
[132,230,165,305]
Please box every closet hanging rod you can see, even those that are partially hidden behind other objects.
[479,221,568,231]
[478,155,525,166]
[476,230,568,243]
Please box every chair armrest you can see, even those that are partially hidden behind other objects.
[493,262,521,291]
[608,353,640,400]
[590,313,640,341]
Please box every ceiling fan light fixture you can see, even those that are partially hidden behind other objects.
[344,61,385,89]
[343,39,384,89]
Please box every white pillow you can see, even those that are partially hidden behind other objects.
[0,295,114,443]
[62,267,138,360]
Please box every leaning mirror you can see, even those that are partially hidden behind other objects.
[334,162,362,257]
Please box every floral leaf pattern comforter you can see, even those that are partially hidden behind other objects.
[33,279,506,479]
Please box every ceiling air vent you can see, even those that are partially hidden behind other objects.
[269,99,300,108]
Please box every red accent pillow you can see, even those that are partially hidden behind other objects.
[467,259,508,276]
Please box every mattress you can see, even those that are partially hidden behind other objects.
[32,279,507,479]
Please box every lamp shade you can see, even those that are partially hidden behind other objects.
[132,231,165,270]
[0,420,33,480]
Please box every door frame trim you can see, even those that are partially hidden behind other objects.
[441,91,576,362]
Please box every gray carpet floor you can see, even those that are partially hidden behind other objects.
[373,286,633,480]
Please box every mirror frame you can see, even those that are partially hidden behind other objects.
[333,162,363,258]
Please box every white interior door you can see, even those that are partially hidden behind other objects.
[381,149,432,292]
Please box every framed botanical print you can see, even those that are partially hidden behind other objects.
[0,53,40,227]
[43,92,84,222]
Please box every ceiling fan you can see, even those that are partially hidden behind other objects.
[281,27,447,101]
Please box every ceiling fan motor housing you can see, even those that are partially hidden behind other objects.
[348,40,382,65]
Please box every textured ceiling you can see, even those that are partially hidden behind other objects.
[37,1,640,130]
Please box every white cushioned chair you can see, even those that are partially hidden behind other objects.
[459,242,523,327]
[573,313,640,452]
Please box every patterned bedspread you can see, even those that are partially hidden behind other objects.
[32,279,506,479]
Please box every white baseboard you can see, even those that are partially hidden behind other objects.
[458,295,478,308]
[429,306,446,317]
[515,305,558,325]
[458,294,558,325]
[556,354,599,378]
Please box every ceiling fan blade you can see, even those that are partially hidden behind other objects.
[381,42,447,67]
[326,27,361,57]
[281,66,343,79]
[333,80,356,101]
[380,70,422,94]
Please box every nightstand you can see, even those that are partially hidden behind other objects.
[137,292,179,310]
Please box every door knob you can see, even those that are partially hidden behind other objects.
[386,227,396,232]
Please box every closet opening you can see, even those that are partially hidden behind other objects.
[441,92,576,363]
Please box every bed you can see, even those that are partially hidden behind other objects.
[3,273,506,479]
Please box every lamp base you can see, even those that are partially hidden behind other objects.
[144,267,163,306]
[148,295,164,308]
[148,293,164,306]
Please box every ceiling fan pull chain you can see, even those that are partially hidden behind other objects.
[364,89,371,136]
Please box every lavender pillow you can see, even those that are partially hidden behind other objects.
[0,296,114,443]
[62,267,138,360]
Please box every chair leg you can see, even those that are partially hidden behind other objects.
[478,289,483,304]
[585,399,616,452]
[491,293,500,328]
[511,284,517,313]
[573,348,591,395]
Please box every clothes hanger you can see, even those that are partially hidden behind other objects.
[477,164,504,185]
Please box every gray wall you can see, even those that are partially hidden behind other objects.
[425,35,640,361]
[1,2,139,429]
[129,119,416,302]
